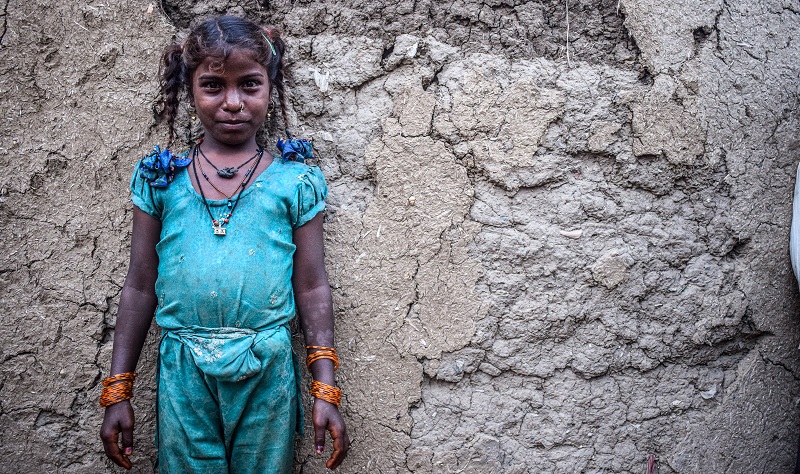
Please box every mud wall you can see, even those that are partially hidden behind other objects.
[2,0,800,472]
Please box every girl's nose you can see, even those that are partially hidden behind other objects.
[223,90,243,112]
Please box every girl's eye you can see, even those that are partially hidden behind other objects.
[243,80,260,89]
[201,81,221,90]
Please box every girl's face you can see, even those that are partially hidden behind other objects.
[191,48,271,148]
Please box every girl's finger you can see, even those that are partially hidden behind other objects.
[326,441,347,469]
[121,426,134,456]
[101,436,120,462]
[102,439,132,470]
[326,427,350,469]
[314,420,326,454]
[101,427,125,467]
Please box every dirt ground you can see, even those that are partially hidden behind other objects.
[1,0,800,472]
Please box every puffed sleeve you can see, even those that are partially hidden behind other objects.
[291,165,328,228]
[129,160,163,219]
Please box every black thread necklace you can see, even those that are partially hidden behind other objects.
[196,148,260,200]
[198,144,261,178]
[191,145,263,236]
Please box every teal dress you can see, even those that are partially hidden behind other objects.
[130,149,327,474]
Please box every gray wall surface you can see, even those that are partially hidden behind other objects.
[1,0,799,472]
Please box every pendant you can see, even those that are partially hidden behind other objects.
[217,167,237,178]
[213,225,227,236]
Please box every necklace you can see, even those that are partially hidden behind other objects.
[191,145,264,236]
[198,144,261,178]
[196,149,259,200]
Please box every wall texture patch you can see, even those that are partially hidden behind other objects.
[1,0,799,473]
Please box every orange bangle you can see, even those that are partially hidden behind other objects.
[99,372,137,407]
[310,380,342,406]
[102,372,137,386]
[306,345,335,351]
[306,349,340,370]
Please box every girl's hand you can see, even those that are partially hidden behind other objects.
[100,401,135,470]
[312,398,350,469]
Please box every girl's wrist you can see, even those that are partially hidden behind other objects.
[306,345,338,385]
[313,375,336,386]
[309,362,336,385]
[313,397,340,411]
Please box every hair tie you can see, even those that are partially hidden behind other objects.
[276,130,315,163]
[261,32,277,56]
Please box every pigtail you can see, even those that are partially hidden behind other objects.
[154,44,187,146]
[263,29,290,130]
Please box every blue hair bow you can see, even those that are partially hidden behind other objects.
[276,130,315,163]
[140,146,192,188]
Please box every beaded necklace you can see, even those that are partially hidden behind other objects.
[191,145,264,236]
[198,144,261,179]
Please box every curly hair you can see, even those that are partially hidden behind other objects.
[153,15,289,145]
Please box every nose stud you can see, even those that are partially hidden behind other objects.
[239,103,244,112]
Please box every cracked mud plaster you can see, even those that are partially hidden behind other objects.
[2,0,800,473]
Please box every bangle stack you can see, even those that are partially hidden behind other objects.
[310,380,342,406]
[306,345,343,406]
[99,372,137,407]
[305,345,340,370]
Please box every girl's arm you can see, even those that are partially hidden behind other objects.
[100,206,161,470]
[293,212,350,470]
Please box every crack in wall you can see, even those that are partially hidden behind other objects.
[158,0,639,65]
[0,0,7,48]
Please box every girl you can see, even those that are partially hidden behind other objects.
[99,15,349,472]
